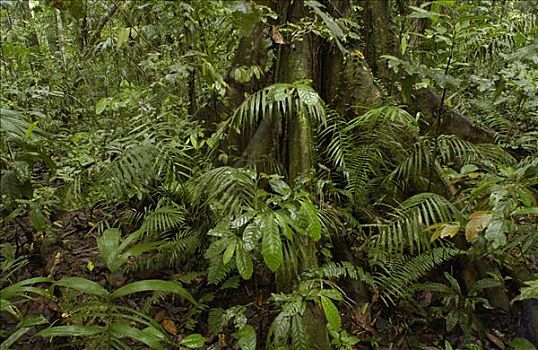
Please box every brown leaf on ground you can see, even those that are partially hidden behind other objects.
[486,331,505,350]
[162,319,177,336]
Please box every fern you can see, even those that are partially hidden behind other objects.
[205,237,237,284]
[372,193,462,255]
[304,261,377,290]
[374,247,464,305]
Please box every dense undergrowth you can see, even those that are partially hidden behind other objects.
[1,1,537,349]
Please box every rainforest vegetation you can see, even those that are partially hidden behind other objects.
[1,0,537,349]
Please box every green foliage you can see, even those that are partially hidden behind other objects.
[515,279,538,301]
[36,276,197,349]
[417,272,503,336]
[1,0,537,348]
[373,247,464,305]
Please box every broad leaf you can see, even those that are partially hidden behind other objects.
[234,324,256,350]
[262,215,283,272]
[484,219,507,248]
[223,240,236,265]
[96,228,122,274]
[180,334,206,348]
[320,296,341,331]
[300,201,321,241]
[111,280,196,304]
[53,277,109,298]
[36,325,105,337]
[465,211,492,242]
[235,243,253,280]
[110,322,163,350]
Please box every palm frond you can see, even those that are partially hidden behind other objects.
[0,108,50,144]
[134,229,203,271]
[196,167,257,216]
[211,82,326,152]
[342,106,419,135]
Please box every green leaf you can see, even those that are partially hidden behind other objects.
[18,315,48,328]
[180,334,206,348]
[320,296,341,331]
[430,223,460,243]
[446,310,459,332]
[507,337,537,350]
[96,228,122,274]
[306,1,344,39]
[291,315,309,350]
[1,327,32,350]
[111,280,196,304]
[36,325,105,337]
[297,86,320,106]
[1,277,52,299]
[268,177,291,196]
[234,324,256,350]
[123,241,161,257]
[516,280,538,301]
[29,207,47,232]
[484,219,507,248]
[54,277,109,298]
[110,322,163,350]
[95,97,111,115]
[461,164,479,174]
[301,201,321,241]
[223,240,236,265]
[231,211,256,229]
[511,207,538,216]
[517,189,536,207]
[235,243,253,280]
[243,220,262,251]
[262,214,283,272]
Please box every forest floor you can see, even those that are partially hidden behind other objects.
[2,205,535,350]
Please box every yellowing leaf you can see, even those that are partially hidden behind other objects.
[465,212,492,242]
[430,223,460,243]
[86,260,95,272]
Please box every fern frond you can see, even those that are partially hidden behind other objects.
[305,261,377,289]
[373,193,462,255]
[374,247,464,304]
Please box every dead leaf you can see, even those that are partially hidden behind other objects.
[46,300,61,312]
[465,211,492,242]
[352,302,374,332]
[485,330,505,349]
[154,309,167,322]
[162,319,177,336]
[271,25,286,45]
